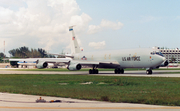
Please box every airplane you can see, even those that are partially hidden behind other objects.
[10,26,168,74]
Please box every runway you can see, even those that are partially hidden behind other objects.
[1,69,180,77]
[1,69,180,111]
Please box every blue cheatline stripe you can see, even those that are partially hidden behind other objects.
[69,29,73,31]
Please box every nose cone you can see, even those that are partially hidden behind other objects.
[162,57,166,61]
[158,56,165,63]
[153,56,165,67]
[151,55,168,68]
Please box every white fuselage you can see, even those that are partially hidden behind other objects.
[72,48,165,69]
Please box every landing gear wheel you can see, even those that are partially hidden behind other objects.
[95,69,98,74]
[114,69,124,74]
[115,69,120,74]
[117,69,120,74]
[146,70,152,75]
[120,69,124,74]
[114,69,117,74]
[89,69,99,74]
[89,69,92,74]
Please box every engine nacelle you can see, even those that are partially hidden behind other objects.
[67,62,81,71]
[36,60,48,69]
[160,60,169,67]
[152,60,169,69]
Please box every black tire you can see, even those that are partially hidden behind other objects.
[92,69,96,74]
[117,69,120,74]
[149,70,152,74]
[146,70,149,75]
[89,69,92,74]
[121,69,124,74]
[146,70,152,75]
[114,69,117,74]
[95,69,98,74]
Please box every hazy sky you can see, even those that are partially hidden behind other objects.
[0,0,180,56]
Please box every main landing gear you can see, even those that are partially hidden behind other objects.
[89,69,98,74]
[146,69,152,75]
[114,68,124,74]
[89,65,99,74]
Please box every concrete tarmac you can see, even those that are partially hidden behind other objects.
[1,69,180,77]
[1,92,180,111]
[1,69,180,111]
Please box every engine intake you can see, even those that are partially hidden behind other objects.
[160,60,169,67]
[67,61,81,71]
[164,60,169,66]
[36,60,48,69]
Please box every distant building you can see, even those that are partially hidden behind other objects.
[159,48,180,63]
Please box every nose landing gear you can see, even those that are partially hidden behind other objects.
[89,69,98,74]
[146,69,152,75]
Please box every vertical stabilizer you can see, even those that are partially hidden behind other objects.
[69,26,80,54]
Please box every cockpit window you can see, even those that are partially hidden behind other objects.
[156,52,164,57]
[150,51,164,57]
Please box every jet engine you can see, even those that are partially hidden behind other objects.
[160,60,169,67]
[67,61,81,71]
[152,60,169,69]
[36,60,48,69]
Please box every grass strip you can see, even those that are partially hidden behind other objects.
[0,74,180,106]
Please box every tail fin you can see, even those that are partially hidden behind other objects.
[69,26,80,54]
